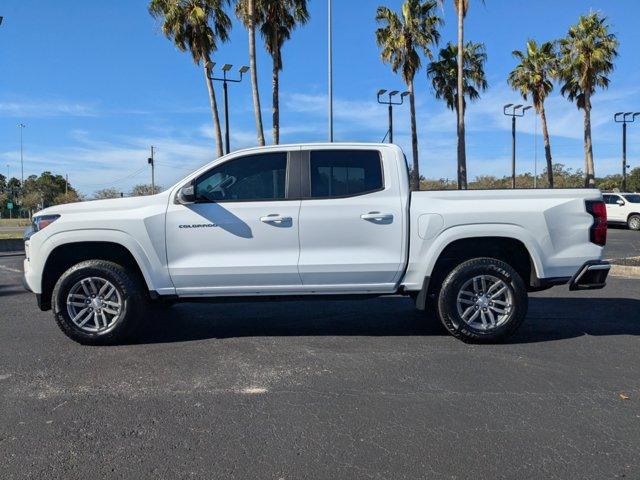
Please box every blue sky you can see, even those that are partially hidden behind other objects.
[1,0,639,194]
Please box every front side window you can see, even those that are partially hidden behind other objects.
[309,150,383,198]
[623,194,640,203]
[195,153,287,202]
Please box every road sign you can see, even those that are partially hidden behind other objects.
[7,202,13,210]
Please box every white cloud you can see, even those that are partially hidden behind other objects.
[0,100,98,118]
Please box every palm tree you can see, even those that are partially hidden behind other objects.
[558,12,618,187]
[236,0,266,146]
[376,0,442,191]
[256,0,309,145]
[427,41,487,188]
[442,0,484,189]
[149,0,231,157]
[508,40,558,188]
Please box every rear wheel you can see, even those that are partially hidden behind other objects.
[52,260,145,345]
[628,215,640,231]
[436,257,528,343]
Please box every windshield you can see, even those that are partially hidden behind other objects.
[623,194,640,203]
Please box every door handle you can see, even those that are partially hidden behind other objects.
[260,214,292,224]
[360,212,394,221]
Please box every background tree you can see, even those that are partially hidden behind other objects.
[558,12,618,187]
[236,0,266,146]
[149,0,231,157]
[427,41,488,189]
[54,191,84,205]
[93,188,122,200]
[256,0,309,145]
[508,40,558,188]
[130,184,163,196]
[0,173,6,193]
[376,0,442,191]
[441,0,485,189]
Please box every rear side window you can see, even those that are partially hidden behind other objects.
[309,150,383,198]
[195,152,287,202]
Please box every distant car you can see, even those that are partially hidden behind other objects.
[602,193,640,231]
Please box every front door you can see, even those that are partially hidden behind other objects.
[165,151,302,296]
[604,194,626,222]
[297,148,405,293]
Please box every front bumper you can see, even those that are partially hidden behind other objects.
[569,260,610,291]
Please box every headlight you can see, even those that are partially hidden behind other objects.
[29,215,60,236]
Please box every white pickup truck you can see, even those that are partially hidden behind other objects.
[23,143,610,345]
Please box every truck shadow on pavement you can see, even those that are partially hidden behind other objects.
[131,296,640,345]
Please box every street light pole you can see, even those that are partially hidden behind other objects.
[148,146,155,194]
[614,112,640,192]
[209,64,249,155]
[17,123,25,185]
[328,0,333,142]
[503,104,531,188]
[377,90,409,144]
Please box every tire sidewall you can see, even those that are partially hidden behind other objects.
[52,261,140,345]
[629,215,640,231]
[437,258,528,343]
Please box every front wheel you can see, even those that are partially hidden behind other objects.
[52,260,145,345]
[628,215,640,231]
[436,258,528,343]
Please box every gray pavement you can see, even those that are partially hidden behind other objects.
[1,254,639,479]
[605,226,640,260]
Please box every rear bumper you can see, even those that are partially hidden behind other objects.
[569,260,610,291]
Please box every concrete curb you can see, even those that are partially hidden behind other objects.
[609,264,640,279]
[0,239,24,253]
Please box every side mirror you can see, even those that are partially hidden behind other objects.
[616,199,625,206]
[176,182,196,204]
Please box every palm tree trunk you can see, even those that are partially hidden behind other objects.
[539,105,554,188]
[408,79,420,191]
[247,0,265,147]
[456,5,467,190]
[272,49,280,145]
[203,59,224,157]
[583,90,595,187]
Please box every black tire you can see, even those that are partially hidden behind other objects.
[628,215,640,231]
[436,257,528,343]
[52,260,145,345]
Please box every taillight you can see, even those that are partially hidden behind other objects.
[586,201,607,246]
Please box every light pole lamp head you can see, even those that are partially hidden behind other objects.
[221,64,233,72]
[0,16,4,26]
[389,90,399,98]
[634,112,640,121]
[206,61,215,71]
[503,104,513,115]
[239,65,249,74]
[401,91,411,98]
[377,89,387,99]
[624,111,634,121]
[614,112,625,122]
[522,106,533,113]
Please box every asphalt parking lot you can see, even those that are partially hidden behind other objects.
[1,230,639,479]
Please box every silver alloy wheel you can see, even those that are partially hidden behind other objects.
[456,274,514,331]
[630,216,640,230]
[66,277,123,333]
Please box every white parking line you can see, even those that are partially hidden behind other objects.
[0,265,21,274]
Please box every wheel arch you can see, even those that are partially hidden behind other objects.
[40,241,151,311]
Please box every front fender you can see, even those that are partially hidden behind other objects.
[26,229,175,295]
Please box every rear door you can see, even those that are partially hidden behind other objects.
[297,148,405,293]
